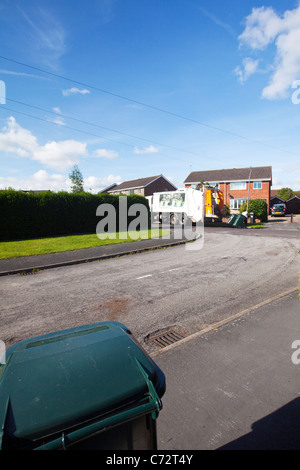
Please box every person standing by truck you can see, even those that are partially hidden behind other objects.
[242,210,248,227]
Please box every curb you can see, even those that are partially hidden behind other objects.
[0,236,198,277]
[150,286,299,358]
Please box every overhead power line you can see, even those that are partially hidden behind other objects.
[0,105,134,148]
[0,105,222,164]
[0,54,297,157]
[6,97,211,160]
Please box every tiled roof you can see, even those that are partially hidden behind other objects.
[108,175,162,191]
[99,183,118,193]
[184,166,272,183]
[270,189,279,198]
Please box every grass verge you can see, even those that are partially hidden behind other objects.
[0,229,170,259]
[247,223,265,229]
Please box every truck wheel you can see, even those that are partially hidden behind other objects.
[178,213,187,225]
[170,213,177,225]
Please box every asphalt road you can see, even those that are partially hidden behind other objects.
[1,224,298,355]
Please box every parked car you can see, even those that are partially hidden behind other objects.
[270,203,286,217]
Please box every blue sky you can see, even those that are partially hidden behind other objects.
[0,0,300,192]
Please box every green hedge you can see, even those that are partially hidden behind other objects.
[239,199,268,222]
[0,190,150,241]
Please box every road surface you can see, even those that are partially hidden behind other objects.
[1,227,298,355]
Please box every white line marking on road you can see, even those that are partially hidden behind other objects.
[161,267,183,273]
[137,267,183,278]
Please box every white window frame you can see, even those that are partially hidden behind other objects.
[208,182,219,189]
[230,182,247,190]
[230,198,247,210]
[253,181,262,189]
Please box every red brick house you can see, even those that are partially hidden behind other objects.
[108,174,177,196]
[184,166,272,213]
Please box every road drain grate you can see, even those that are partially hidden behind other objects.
[150,329,185,348]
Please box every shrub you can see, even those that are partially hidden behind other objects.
[239,199,268,222]
[0,190,150,241]
[224,204,231,217]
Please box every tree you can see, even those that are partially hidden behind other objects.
[69,165,84,193]
[277,187,294,201]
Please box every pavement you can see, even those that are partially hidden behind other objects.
[0,228,196,276]
[262,213,300,231]
[154,289,300,450]
[0,215,299,276]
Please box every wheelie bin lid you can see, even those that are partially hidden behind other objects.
[226,214,237,225]
[0,322,166,450]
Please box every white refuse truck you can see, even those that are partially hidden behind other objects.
[146,187,224,225]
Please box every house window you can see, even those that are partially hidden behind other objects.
[253,181,262,189]
[135,188,141,194]
[230,182,247,190]
[230,199,247,210]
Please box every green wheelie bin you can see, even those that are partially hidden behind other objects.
[233,214,247,228]
[226,214,238,226]
[0,322,166,450]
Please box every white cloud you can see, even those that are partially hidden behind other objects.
[84,174,122,193]
[239,7,281,50]
[234,57,260,83]
[33,170,69,190]
[271,171,300,191]
[0,170,70,192]
[0,69,48,80]
[0,171,123,193]
[237,5,300,99]
[48,107,65,126]
[47,116,66,126]
[33,140,87,171]
[62,87,90,96]
[134,145,158,154]
[94,148,118,159]
[0,116,87,171]
[0,116,38,157]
